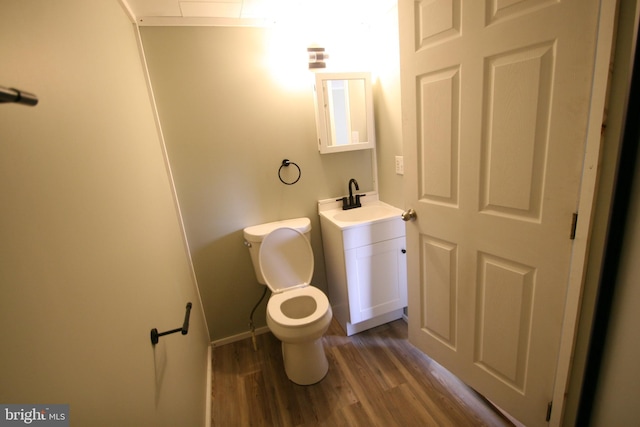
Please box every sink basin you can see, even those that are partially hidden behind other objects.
[319,199,403,229]
[333,205,399,222]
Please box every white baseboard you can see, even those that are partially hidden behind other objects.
[205,345,212,427]
[210,326,271,347]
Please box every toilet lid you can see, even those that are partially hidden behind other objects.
[259,227,313,293]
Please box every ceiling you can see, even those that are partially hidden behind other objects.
[125,0,272,21]
[123,0,395,26]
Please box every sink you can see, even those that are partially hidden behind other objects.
[333,205,399,222]
[319,198,403,229]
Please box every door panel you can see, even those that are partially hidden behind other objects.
[481,43,553,218]
[419,67,460,205]
[422,236,457,347]
[399,0,602,425]
[475,252,534,392]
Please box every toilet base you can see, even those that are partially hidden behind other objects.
[281,339,328,385]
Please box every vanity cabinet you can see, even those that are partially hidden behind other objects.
[319,203,408,336]
[345,234,407,325]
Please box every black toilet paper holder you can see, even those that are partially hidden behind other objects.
[150,302,192,345]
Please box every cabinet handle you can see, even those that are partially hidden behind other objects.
[401,249,407,254]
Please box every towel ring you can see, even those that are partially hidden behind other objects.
[278,159,301,185]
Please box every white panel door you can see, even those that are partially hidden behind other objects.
[398,1,605,425]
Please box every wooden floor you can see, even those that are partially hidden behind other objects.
[211,318,514,427]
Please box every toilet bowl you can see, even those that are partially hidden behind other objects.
[243,218,332,385]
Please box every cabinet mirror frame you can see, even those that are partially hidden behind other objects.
[314,72,375,154]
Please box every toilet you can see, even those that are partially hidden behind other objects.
[243,218,332,385]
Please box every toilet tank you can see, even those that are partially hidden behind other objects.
[243,217,311,285]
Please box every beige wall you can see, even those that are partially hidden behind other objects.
[140,16,403,341]
[375,5,405,209]
[590,122,640,425]
[0,1,210,426]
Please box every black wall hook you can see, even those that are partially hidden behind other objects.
[150,302,192,345]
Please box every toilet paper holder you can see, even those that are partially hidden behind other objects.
[150,302,192,345]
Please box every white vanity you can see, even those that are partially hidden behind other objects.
[318,195,408,336]
[314,72,406,335]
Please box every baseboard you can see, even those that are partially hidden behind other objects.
[210,326,270,347]
[205,344,212,427]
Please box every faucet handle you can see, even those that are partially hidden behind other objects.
[355,194,366,206]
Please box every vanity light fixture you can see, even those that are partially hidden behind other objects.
[308,47,329,69]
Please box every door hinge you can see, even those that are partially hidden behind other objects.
[570,212,578,240]
[546,401,553,422]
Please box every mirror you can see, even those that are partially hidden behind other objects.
[314,72,375,154]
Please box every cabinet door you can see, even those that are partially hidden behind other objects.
[346,237,408,324]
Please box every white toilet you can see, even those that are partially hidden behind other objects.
[243,218,333,385]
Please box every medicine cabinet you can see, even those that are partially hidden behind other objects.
[314,72,375,154]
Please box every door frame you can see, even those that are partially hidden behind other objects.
[550,0,620,424]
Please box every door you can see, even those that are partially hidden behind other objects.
[399,1,604,425]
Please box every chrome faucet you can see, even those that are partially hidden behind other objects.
[337,178,365,210]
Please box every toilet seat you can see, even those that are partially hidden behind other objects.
[268,286,330,327]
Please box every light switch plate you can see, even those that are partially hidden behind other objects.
[395,156,404,175]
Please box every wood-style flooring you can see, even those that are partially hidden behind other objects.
[211,318,514,427]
